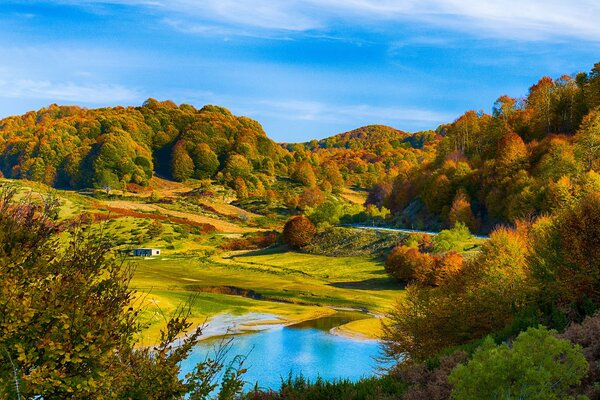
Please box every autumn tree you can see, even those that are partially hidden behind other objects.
[383,224,531,362]
[0,186,246,398]
[291,161,317,187]
[282,215,316,249]
[448,191,479,232]
[171,141,194,181]
[322,161,344,189]
[234,176,249,200]
[298,187,326,210]
[526,76,556,139]
[531,193,600,306]
[574,110,600,171]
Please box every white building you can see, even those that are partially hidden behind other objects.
[133,248,161,257]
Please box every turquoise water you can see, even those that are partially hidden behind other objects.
[179,313,385,391]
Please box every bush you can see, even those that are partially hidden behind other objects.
[283,216,316,249]
[432,222,471,253]
[559,312,600,398]
[385,246,463,286]
[449,327,588,400]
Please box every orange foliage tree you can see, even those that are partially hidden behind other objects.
[282,216,316,249]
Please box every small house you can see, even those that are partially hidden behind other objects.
[133,248,161,257]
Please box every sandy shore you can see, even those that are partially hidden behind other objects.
[195,308,380,342]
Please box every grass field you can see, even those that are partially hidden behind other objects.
[129,248,403,343]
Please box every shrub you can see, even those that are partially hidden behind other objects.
[559,312,600,398]
[283,216,316,249]
[432,222,471,253]
[449,327,588,400]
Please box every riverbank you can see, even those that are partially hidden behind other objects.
[195,308,382,342]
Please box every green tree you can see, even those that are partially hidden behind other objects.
[171,141,195,182]
[449,327,588,400]
[224,154,252,181]
[192,143,220,179]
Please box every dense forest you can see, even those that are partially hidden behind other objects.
[2,63,599,234]
[0,100,287,191]
[366,62,600,232]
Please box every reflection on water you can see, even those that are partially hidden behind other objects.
[289,310,369,331]
[180,312,384,391]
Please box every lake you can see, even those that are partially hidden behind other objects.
[179,312,386,391]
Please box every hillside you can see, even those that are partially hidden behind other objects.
[0,100,287,191]
[367,62,600,233]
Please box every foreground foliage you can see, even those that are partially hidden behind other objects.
[0,186,245,399]
[449,327,588,400]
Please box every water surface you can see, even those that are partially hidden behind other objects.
[180,312,384,391]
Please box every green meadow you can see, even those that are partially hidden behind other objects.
[130,248,403,343]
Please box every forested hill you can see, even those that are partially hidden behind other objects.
[1,61,600,234]
[366,61,600,233]
[0,99,287,189]
[0,102,432,192]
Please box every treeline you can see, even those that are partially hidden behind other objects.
[0,100,286,192]
[285,125,438,188]
[368,62,600,232]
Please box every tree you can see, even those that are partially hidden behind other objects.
[322,161,344,189]
[298,187,326,210]
[0,186,246,398]
[282,216,316,249]
[223,154,251,181]
[192,143,220,179]
[385,245,434,283]
[448,191,479,232]
[234,176,249,200]
[291,161,317,187]
[574,111,600,171]
[147,220,164,238]
[171,141,194,181]
[526,76,556,138]
[449,327,588,400]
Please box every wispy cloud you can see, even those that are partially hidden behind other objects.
[42,0,600,42]
[0,79,142,104]
[247,99,453,125]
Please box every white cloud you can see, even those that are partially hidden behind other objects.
[0,79,142,104]
[45,0,600,42]
[250,99,453,125]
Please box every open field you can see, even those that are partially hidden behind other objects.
[129,248,402,343]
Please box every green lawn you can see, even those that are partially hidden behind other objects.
[129,248,404,343]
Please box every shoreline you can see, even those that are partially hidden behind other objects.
[192,308,381,343]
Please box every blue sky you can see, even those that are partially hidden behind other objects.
[0,1,599,142]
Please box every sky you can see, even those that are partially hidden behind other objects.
[0,1,599,142]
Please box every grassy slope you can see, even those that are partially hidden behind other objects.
[130,248,401,343]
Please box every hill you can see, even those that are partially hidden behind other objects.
[0,100,287,191]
